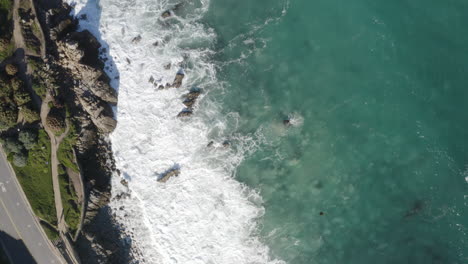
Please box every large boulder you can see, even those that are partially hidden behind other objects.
[78,93,116,134]
[158,169,180,183]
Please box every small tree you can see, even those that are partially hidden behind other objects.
[5,64,17,76]
[20,106,40,123]
[10,77,24,91]
[18,130,37,150]
[13,153,27,167]
[3,138,23,154]
[0,74,10,97]
[0,103,18,130]
[46,109,65,132]
[13,89,31,106]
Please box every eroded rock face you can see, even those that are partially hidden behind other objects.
[77,94,117,133]
[56,36,117,133]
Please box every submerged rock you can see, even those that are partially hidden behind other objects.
[177,109,193,117]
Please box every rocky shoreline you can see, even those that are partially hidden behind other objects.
[31,0,129,262]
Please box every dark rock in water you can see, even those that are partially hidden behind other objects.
[172,70,185,88]
[222,141,230,148]
[153,41,159,46]
[120,179,128,187]
[177,109,193,117]
[149,76,155,84]
[183,98,195,108]
[131,35,141,44]
[158,85,165,90]
[283,119,291,126]
[164,63,171,70]
[185,88,202,100]
[207,141,214,147]
[126,58,131,64]
[158,169,180,183]
[79,14,87,20]
[161,10,171,18]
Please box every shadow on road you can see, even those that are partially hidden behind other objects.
[0,230,36,264]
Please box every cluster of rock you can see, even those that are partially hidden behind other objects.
[148,68,185,90]
[31,1,130,263]
[56,32,117,133]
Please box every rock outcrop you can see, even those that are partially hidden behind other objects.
[177,87,202,118]
[55,30,117,133]
[158,168,181,183]
[33,1,128,262]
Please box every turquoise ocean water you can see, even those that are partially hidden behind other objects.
[204,0,468,263]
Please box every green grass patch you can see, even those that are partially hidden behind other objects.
[57,123,79,172]
[0,0,12,10]
[40,221,59,241]
[31,82,47,99]
[12,129,57,225]
[58,166,81,235]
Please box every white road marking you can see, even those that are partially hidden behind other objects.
[0,182,6,192]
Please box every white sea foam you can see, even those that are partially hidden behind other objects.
[66,0,284,263]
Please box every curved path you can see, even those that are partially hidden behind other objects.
[0,150,64,264]
[40,95,80,264]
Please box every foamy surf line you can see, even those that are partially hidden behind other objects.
[67,0,283,263]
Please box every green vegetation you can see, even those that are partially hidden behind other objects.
[0,40,13,61]
[58,165,81,234]
[12,129,57,225]
[40,222,59,241]
[31,21,41,38]
[0,0,13,61]
[0,101,17,130]
[57,123,79,172]
[31,82,47,99]
[0,74,41,131]
[18,130,37,149]
[19,106,40,123]
[0,0,12,14]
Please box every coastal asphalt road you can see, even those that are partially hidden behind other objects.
[0,150,63,264]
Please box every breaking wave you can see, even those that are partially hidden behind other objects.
[67,0,284,263]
